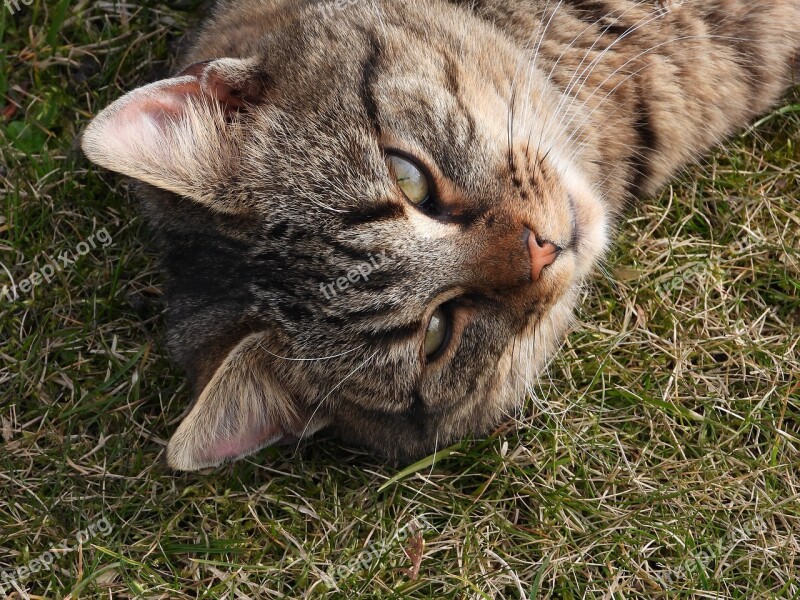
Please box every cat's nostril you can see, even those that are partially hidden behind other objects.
[526,228,560,282]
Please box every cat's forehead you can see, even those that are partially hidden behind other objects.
[238,13,552,197]
[254,4,516,110]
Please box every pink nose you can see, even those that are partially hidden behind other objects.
[528,232,560,282]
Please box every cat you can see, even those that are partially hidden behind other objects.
[80,0,800,470]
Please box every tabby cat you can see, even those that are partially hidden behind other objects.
[81,0,800,470]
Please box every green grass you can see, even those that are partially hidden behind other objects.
[1,2,798,598]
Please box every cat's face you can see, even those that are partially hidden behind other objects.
[82,1,607,469]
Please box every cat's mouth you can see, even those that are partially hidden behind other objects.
[566,193,582,251]
[504,200,597,369]
[564,177,609,281]
[511,179,608,337]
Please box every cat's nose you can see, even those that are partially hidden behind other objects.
[526,228,560,282]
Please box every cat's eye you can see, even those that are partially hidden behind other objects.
[424,307,450,360]
[387,154,430,206]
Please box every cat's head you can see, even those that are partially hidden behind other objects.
[82,1,608,470]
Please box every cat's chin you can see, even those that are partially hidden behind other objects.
[522,286,579,378]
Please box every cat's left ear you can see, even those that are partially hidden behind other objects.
[166,333,326,471]
[81,57,266,212]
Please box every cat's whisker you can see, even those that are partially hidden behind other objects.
[523,0,653,156]
[556,30,758,197]
[292,346,382,457]
[315,347,382,409]
[524,0,657,166]
[538,0,653,144]
[563,33,755,143]
[258,342,367,363]
[508,0,560,167]
[552,3,669,138]
[517,0,564,139]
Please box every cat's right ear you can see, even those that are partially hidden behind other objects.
[81,57,266,212]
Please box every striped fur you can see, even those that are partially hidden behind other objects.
[81,0,800,469]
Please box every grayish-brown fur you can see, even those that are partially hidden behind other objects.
[81,0,800,469]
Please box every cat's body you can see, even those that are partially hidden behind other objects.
[81,0,800,470]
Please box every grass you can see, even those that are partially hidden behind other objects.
[0,1,798,598]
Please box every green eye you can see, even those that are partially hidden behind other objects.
[387,154,430,205]
[424,307,450,359]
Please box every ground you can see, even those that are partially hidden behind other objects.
[0,1,798,598]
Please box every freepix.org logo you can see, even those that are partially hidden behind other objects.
[1,227,114,305]
[319,250,393,300]
[4,0,34,15]
[0,517,113,595]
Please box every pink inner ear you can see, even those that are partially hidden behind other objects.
[85,59,261,173]
[112,70,248,143]
[135,80,203,129]
[100,77,205,152]
[205,423,284,463]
